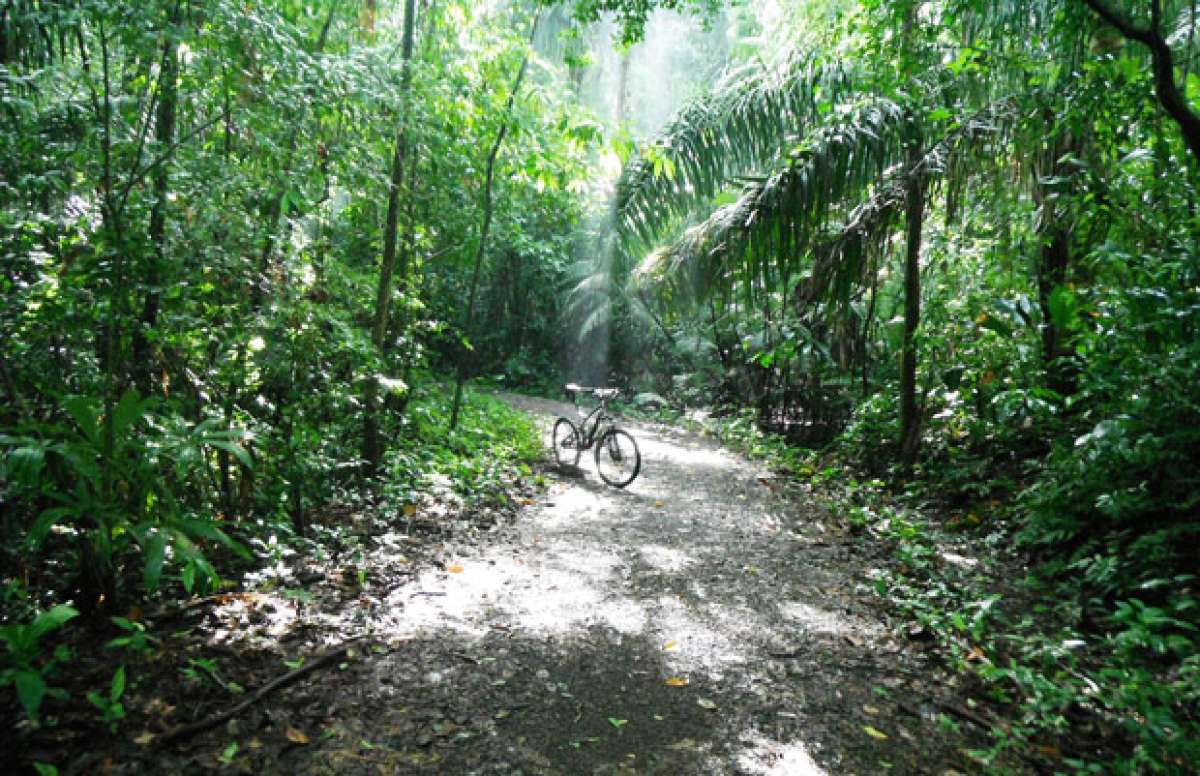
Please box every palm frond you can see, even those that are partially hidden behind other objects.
[614,48,854,252]
[648,95,1019,313]
[647,96,908,306]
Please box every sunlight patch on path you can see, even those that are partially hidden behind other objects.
[736,733,829,775]
[777,600,880,639]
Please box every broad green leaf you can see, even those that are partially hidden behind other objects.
[31,605,80,641]
[1046,285,1078,331]
[29,507,76,549]
[112,390,146,438]
[15,670,46,718]
[143,531,167,592]
[64,397,98,445]
[208,440,253,470]
[176,518,250,560]
[111,666,126,702]
[181,560,197,595]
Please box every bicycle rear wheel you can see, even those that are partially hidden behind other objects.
[552,417,582,468]
[595,428,641,488]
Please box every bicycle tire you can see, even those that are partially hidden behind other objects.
[594,428,641,488]
[552,417,582,468]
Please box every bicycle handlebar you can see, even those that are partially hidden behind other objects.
[564,384,619,400]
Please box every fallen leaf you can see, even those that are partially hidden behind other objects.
[664,677,690,687]
[446,563,464,574]
[520,498,535,506]
[287,727,310,745]
[697,698,718,711]
[662,640,678,651]
[862,725,888,740]
[403,504,416,517]
[862,705,880,715]
[654,500,664,508]
[133,731,156,746]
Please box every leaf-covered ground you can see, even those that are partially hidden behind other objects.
[24,396,1013,774]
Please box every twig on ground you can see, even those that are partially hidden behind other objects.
[160,636,365,744]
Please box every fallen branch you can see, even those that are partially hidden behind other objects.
[160,636,365,744]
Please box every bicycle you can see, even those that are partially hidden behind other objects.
[552,383,642,488]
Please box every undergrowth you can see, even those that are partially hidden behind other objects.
[2,381,542,733]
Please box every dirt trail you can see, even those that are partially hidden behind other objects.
[95,396,988,775]
[290,395,982,775]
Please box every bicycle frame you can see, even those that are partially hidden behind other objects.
[555,384,642,487]
[574,400,614,450]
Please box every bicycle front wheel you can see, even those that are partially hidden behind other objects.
[595,428,641,488]
[552,417,582,468]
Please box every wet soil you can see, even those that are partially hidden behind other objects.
[14,395,1005,775]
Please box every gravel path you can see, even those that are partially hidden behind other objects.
[286,395,983,775]
[115,395,988,775]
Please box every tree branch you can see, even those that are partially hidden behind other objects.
[1082,0,1154,44]
[1082,0,1200,164]
[159,637,364,744]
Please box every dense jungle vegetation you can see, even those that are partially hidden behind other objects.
[2,0,1198,772]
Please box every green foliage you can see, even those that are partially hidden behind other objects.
[2,392,250,604]
[86,666,127,732]
[384,384,543,508]
[104,617,160,655]
[0,605,78,720]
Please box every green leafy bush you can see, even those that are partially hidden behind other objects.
[0,604,78,720]
[1,392,251,608]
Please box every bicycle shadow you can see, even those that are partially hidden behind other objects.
[550,462,648,500]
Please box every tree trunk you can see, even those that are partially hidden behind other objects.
[616,47,630,127]
[899,143,924,473]
[1033,124,1077,397]
[363,0,417,472]
[449,10,541,430]
[132,2,182,396]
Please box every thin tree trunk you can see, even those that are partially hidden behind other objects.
[861,265,879,399]
[132,1,182,395]
[1034,130,1076,396]
[384,141,423,421]
[616,47,630,127]
[449,10,541,430]
[899,143,925,473]
[363,0,417,469]
[363,0,418,471]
